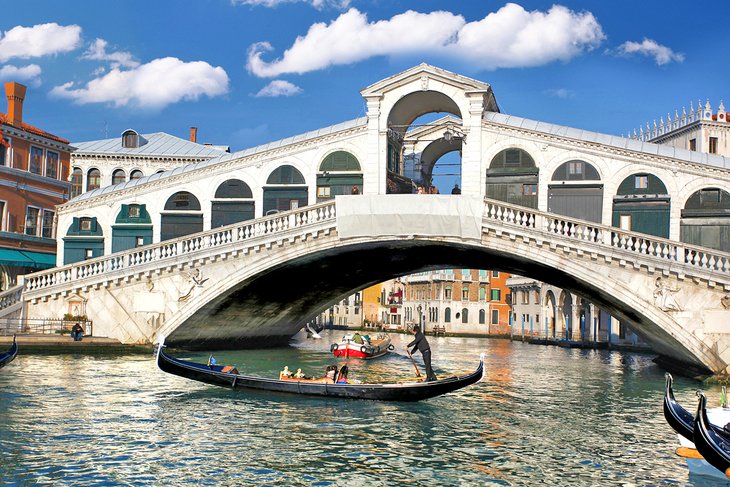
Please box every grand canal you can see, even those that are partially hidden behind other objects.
[0,330,726,486]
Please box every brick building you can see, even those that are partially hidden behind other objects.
[0,82,73,290]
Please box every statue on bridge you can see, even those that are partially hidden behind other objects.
[653,277,682,312]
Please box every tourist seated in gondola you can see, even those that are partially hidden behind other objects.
[336,365,349,384]
[279,366,293,379]
[319,364,338,383]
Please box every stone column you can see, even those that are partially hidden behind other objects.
[363,96,384,195]
[461,92,487,196]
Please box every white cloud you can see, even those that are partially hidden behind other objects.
[544,88,573,99]
[82,38,140,69]
[247,8,465,76]
[0,23,82,62]
[254,80,303,97]
[50,57,229,109]
[0,64,42,86]
[616,38,684,65]
[232,0,350,9]
[247,4,605,77]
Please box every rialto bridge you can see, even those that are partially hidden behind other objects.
[1,64,730,375]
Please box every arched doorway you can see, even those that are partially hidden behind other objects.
[263,165,308,215]
[211,179,255,227]
[161,191,203,241]
[549,160,602,222]
[112,204,152,253]
[316,151,362,201]
[486,148,538,208]
[544,291,557,338]
[612,173,670,237]
[681,187,730,252]
[63,217,104,264]
[559,291,573,340]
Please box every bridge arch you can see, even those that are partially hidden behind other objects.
[485,146,540,208]
[386,91,463,138]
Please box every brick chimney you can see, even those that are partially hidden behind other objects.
[5,82,27,127]
[189,127,197,143]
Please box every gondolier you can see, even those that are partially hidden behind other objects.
[408,325,437,381]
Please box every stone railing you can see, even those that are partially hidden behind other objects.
[482,198,730,284]
[0,285,23,310]
[24,201,337,294]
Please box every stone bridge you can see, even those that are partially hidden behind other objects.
[5,194,730,376]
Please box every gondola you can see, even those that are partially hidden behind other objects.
[663,373,696,442]
[694,392,730,478]
[156,340,483,401]
[0,335,18,369]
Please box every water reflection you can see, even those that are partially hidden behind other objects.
[0,330,726,486]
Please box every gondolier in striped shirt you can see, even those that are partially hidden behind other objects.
[408,325,437,381]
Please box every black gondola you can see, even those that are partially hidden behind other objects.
[663,373,730,441]
[156,341,483,401]
[693,392,730,478]
[0,335,18,369]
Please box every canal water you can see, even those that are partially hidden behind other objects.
[0,330,727,486]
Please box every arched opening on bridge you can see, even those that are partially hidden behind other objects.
[212,179,255,228]
[549,160,602,223]
[544,291,557,338]
[486,148,538,208]
[612,173,670,237]
[316,151,362,202]
[112,169,126,186]
[161,191,203,241]
[402,115,464,194]
[63,216,104,264]
[112,203,152,253]
[263,165,308,215]
[387,92,462,194]
[681,187,730,252]
[559,291,573,340]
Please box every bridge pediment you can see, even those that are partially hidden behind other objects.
[360,63,493,98]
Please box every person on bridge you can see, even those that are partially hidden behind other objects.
[451,183,461,194]
[408,325,437,381]
[71,322,84,341]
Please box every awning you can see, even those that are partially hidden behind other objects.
[0,249,56,268]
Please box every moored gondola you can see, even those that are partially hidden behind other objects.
[694,392,730,478]
[0,335,18,369]
[156,339,483,401]
[663,373,696,442]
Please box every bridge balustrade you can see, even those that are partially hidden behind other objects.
[23,201,338,294]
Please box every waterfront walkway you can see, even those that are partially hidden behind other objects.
[0,334,150,353]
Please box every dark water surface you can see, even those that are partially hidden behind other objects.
[0,330,727,486]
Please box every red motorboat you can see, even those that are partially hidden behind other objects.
[331,332,393,359]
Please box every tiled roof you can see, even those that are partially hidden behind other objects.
[72,117,368,203]
[484,112,730,170]
[0,113,70,145]
[72,132,228,158]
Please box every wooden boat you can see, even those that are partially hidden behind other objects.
[0,335,18,369]
[663,373,730,480]
[331,332,393,359]
[156,341,483,401]
[694,392,730,479]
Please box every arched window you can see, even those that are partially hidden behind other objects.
[164,191,201,211]
[462,308,468,323]
[479,309,486,324]
[490,148,535,169]
[548,160,603,223]
[319,151,361,172]
[444,307,451,323]
[613,173,670,237]
[130,170,144,180]
[317,152,363,200]
[551,160,600,181]
[71,167,83,198]
[112,169,126,185]
[267,165,305,184]
[486,148,538,208]
[681,187,730,252]
[87,168,101,191]
[121,129,143,148]
[215,179,253,199]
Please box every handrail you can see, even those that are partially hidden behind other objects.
[482,197,730,278]
[24,201,338,293]
[0,285,23,310]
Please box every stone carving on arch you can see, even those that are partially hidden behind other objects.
[653,277,682,312]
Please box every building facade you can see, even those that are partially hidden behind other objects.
[0,82,73,290]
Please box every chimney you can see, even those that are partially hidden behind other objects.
[5,82,27,127]
[189,127,197,143]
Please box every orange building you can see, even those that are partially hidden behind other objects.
[487,270,511,334]
[0,82,73,290]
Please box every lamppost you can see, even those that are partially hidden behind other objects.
[417,304,423,331]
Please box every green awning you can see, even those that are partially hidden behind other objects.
[0,249,56,269]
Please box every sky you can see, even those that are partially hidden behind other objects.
[2,0,729,174]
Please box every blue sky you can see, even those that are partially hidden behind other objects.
[2,0,729,159]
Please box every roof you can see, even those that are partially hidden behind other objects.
[361,63,492,96]
[71,117,368,203]
[0,113,70,145]
[72,131,227,158]
[484,112,730,170]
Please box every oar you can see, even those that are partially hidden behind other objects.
[406,349,422,378]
